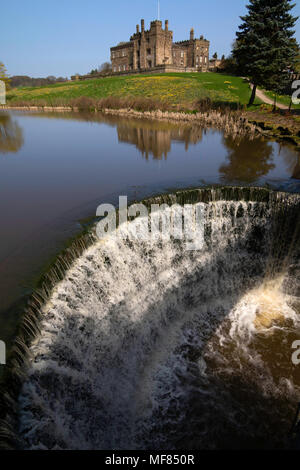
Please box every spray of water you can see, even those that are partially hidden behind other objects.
[1,187,299,450]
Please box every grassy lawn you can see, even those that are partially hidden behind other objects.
[6,72,259,107]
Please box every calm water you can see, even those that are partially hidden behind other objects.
[0,110,300,347]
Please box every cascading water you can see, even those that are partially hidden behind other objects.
[14,188,300,450]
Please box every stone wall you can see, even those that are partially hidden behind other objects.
[110,19,210,74]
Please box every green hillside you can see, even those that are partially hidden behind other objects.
[7,72,257,108]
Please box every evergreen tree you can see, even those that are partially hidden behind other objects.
[291,38,300,73]
[233,0,298,106]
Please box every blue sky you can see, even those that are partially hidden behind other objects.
[2,0,300,78]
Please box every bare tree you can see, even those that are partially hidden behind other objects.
[98,62,112,73]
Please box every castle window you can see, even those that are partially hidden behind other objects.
[119,65,121,71]
[181,52,184,58]
[113,66,117,72]
[204,57,207,63]
[200,56,203,63]
[123,65,126,71]
[147,48,151,55]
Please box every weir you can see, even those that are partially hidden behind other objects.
[0,186,300,450]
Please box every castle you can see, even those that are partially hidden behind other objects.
[111,19,210,74]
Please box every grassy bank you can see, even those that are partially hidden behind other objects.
[262,89,300,110]
[5,71,300,149]
[7,72,258,108]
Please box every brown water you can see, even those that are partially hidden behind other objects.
[0,110,299,348]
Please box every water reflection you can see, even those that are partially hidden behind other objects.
[292,157,300,179]
[220,136,275,183]
[116,119,203,160]
[0,114,24,154]
[276,146,300,180]
[16,111,298,184]
[0,110,299,350]
[19,112,205,160]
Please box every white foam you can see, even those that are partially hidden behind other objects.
[18,201,300,450]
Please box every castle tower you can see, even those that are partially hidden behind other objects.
[110,18,209,74]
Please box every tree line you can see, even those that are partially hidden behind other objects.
[0,64,69,89]
[9,76,68,88]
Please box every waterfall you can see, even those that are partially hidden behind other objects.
[1,187,300,450]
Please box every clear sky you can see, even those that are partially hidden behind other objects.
[2,0,300,78]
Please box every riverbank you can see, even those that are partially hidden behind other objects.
[245,108,300,149]
[0,104,258,136]
[4,70,300,149]
[2,103,300,150]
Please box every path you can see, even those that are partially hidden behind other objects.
[251,84,289,110]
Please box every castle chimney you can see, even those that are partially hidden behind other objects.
[136,24,139,34]
[165,20,169,31]
[141,19,145,33]
[190,28,194,41]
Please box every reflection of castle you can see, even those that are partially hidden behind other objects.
[117,126,171,159]
[116,121,203,160]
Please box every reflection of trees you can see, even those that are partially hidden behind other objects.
[116,120,203,160]
[219,136,275,183]
[277,145,300,179]
[284,150,300,180]
[0,114,24,154]
[292,159,300,179]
